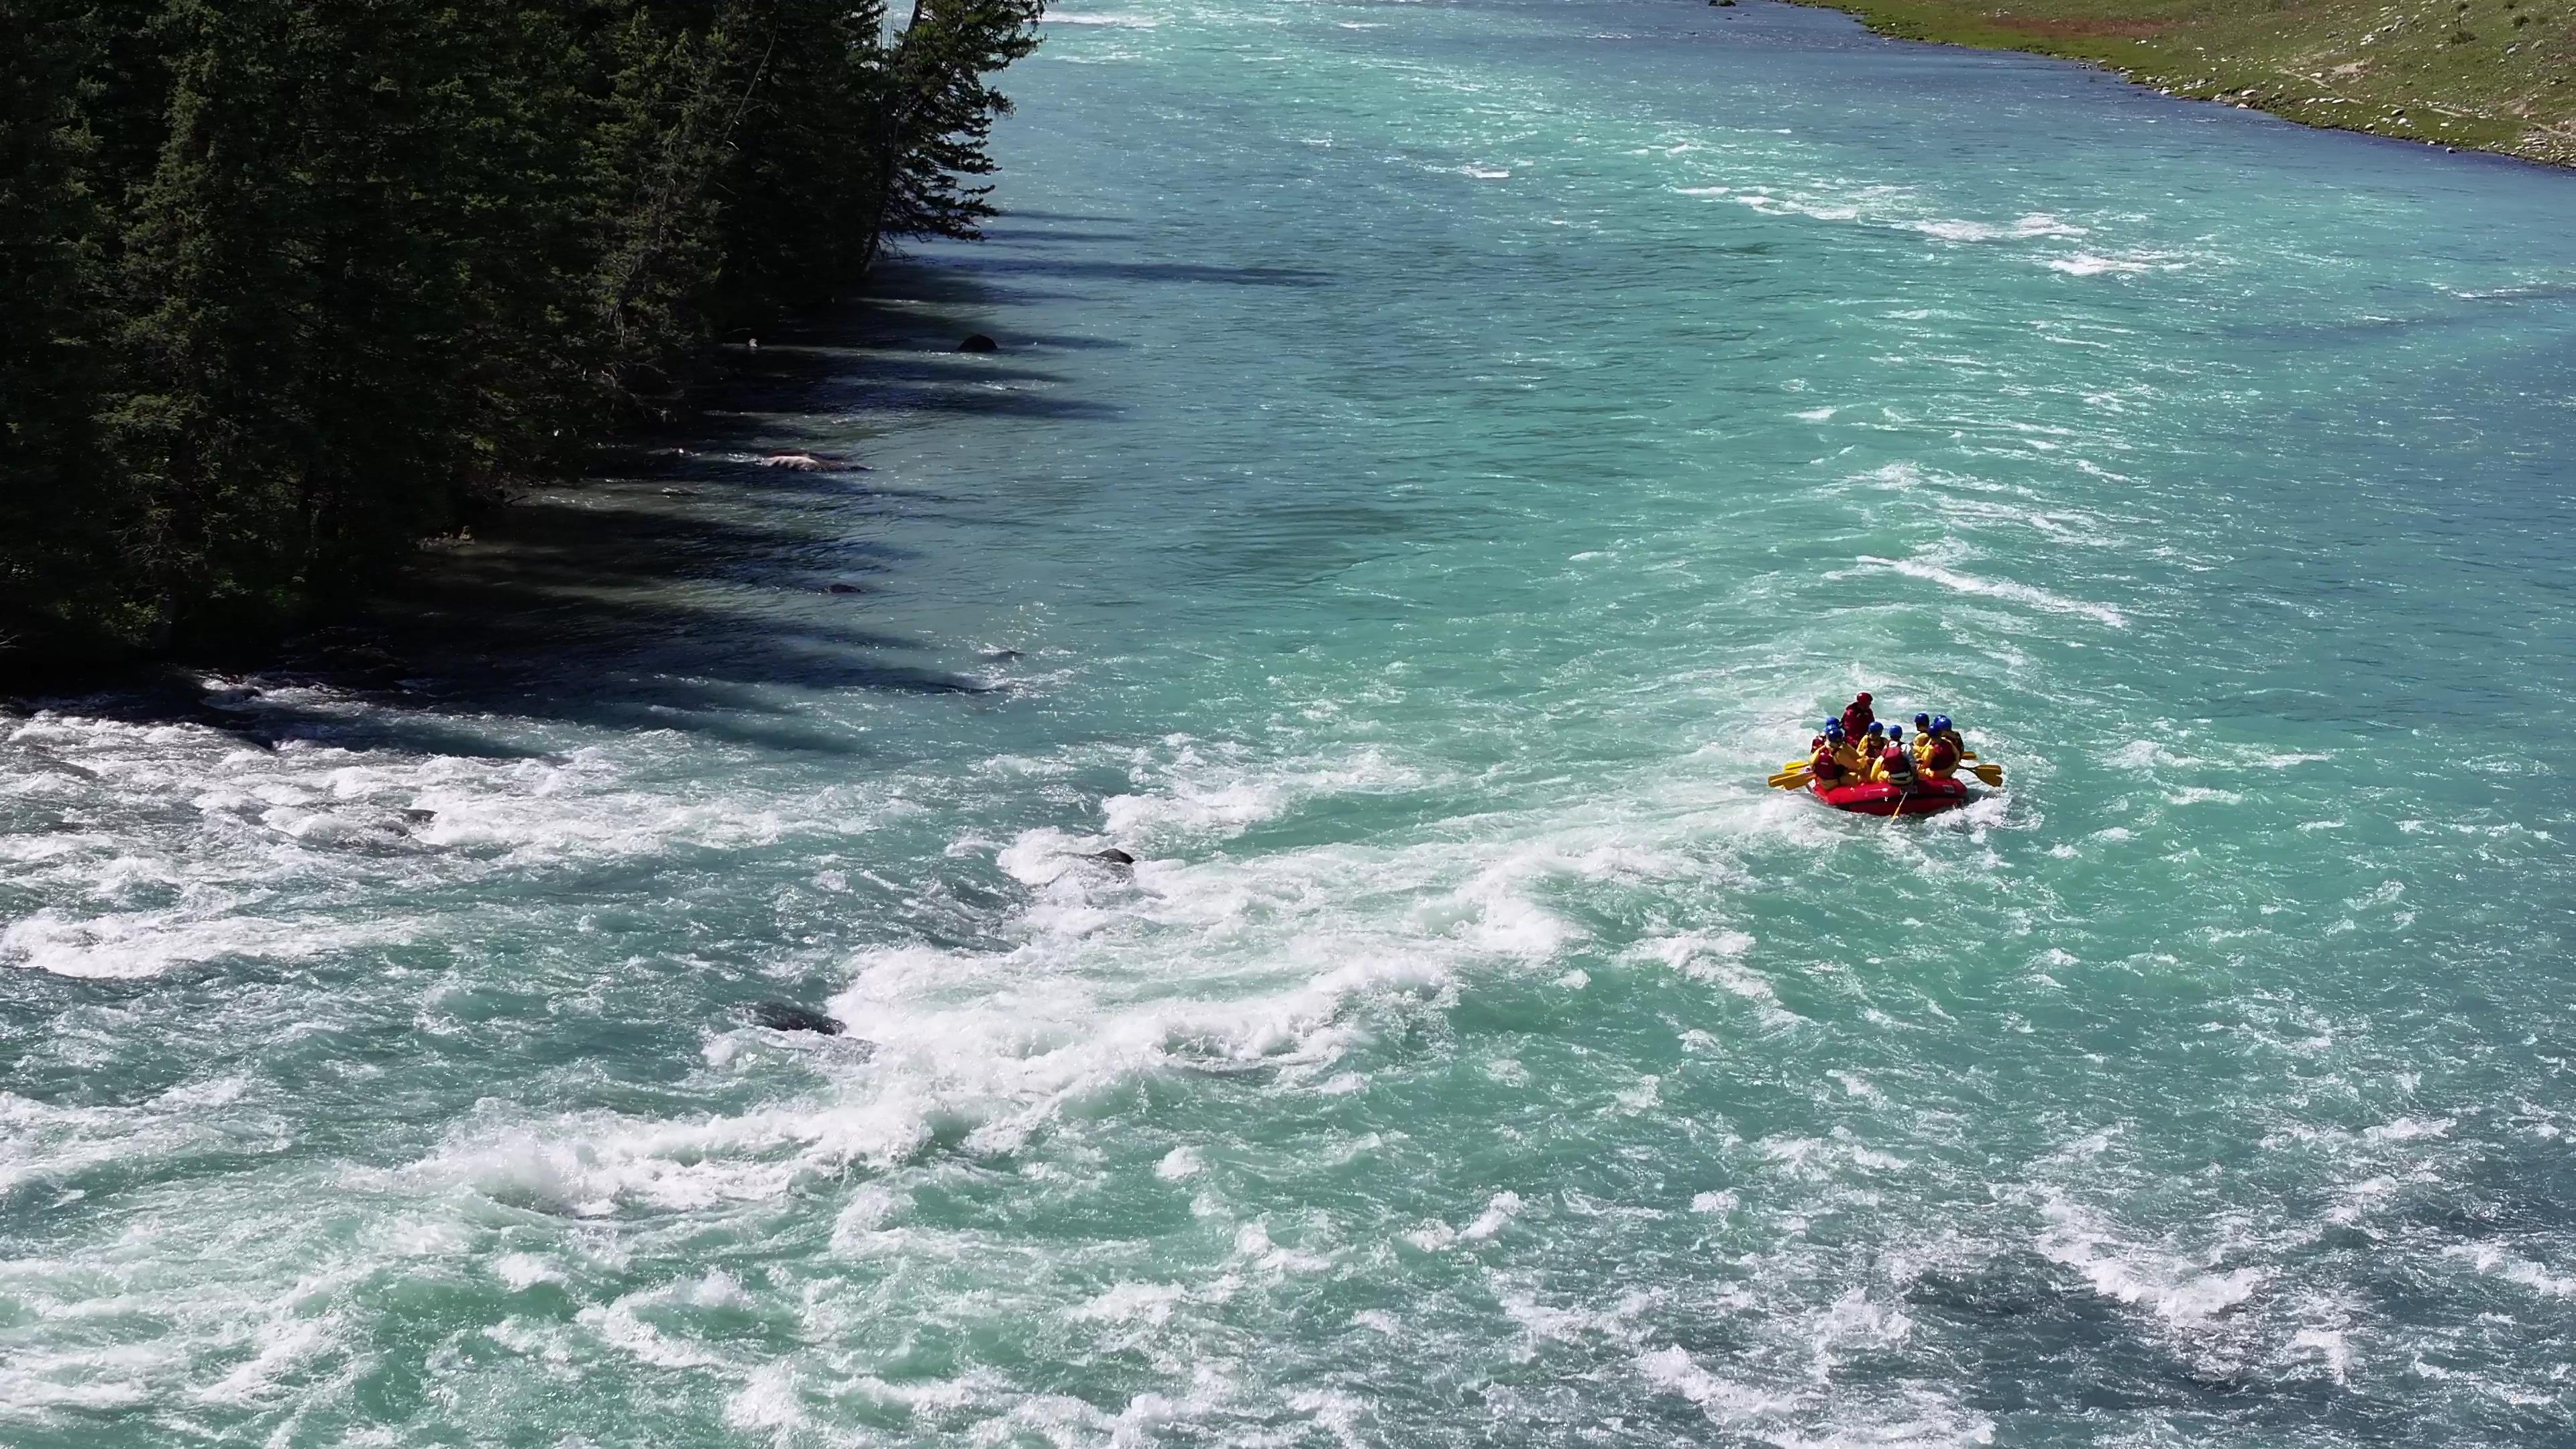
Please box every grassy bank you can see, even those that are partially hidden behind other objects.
[1785,0,2576,166]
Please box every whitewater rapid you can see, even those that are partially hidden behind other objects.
[9,0,2576,1444]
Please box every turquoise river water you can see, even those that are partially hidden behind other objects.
[7,1,2576,1444]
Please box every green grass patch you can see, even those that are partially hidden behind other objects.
[1784,0,2576,166]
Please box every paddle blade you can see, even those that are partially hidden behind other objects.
[1767,770,1812,790]
[1968,763,2004,786]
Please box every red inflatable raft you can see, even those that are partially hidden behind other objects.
[1813,777,1973,816]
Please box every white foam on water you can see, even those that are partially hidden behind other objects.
[1462,1190,1522,1240]
[2046,252,2155,276]
[1,706,903,985]
[150,704,1940,1435]
[490,1252,566,1291]
[1911,213,2088,242]
[1638,1345,1796,1421]
[0,908,411,980]
[1858,554,2131,629]
[1095,739,1434,843]
[1,1084,248,1196]
[1642,1336,1997,1448]
[722,1362,808,1434]
[2445,1245,2576,1299]
[2035,1195,2267,1328]
[399,1100,934,1219]
[1069,1280,1189,1324]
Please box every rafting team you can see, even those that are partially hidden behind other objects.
[1804,691,1966,790]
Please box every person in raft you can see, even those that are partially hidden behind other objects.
[1831,723,1867,780]
[1838,692,1876,739]
[1915,715,1964,780]
[1808,724,1854,789]
[1875,725,1921,786]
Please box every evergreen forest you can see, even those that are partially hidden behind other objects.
[1,0,1043,666]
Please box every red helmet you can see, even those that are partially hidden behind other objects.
[1856,692,1872,703]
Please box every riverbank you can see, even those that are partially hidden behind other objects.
[1786,0,2576,166]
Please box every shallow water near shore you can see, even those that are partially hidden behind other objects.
[8,1,2576,1444]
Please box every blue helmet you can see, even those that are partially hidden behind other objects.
[1888,724,1904,738]
[1914,712,1931,727]
[1866,720,1884,734]
[1823,718,1839,732]
[1824,723,1844,739]
[1933,716,1952,732]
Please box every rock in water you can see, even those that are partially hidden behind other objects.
[1089,847,1136,865]
[752,1002,845,1034]
[823,583,865,595]
[759,452,828,471]
[959,334,999,353]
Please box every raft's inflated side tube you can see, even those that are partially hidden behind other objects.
[1813,778,1973,816]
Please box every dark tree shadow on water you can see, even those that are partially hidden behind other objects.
[19,476,988,760]
[980,209,1130,224]
[963,258,1331,288]
[11,307,1045,757]
[9,217,1279,759]
[971,225,1142,246]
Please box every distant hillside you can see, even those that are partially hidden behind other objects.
[1791,0,2576,166]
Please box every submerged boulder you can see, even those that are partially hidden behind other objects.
[752,1002,845,1035]
[959,333,999,353]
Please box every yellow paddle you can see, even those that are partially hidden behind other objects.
[1768,761,2002,788]
[1911,763,2004,786]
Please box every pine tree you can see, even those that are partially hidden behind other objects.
[0,1,124,650]
[0,0,1046,667]
[858,0,1044,273]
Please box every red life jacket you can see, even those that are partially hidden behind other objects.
[1839,701,1875,737]
[1925,738,1960,773]
[1811,747,1846,783]
[1880,744,1917,784]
